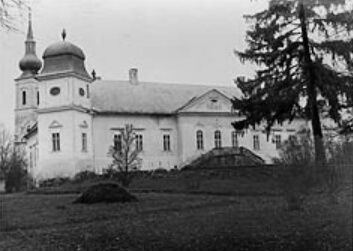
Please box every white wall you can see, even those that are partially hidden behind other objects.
[36,110,94,180]
[92,114,179,172]
[15,78,39,137]
[38,76,91,110]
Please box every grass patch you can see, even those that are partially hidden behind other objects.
[0,186,352,251]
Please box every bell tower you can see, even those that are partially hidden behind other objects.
[15,11,42,141]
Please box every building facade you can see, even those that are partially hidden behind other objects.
[15,19,301,181]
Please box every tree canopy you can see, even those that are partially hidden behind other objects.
[233,0,353,163]
[0,0,29,31]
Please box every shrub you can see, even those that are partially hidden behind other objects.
[73,182,138,204]
[73,170,98,183]
[39,177,70,188]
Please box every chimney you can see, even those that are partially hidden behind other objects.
[129,68,138,85]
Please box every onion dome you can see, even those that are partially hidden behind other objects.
[18,12,42,78]
[39,29,91,81]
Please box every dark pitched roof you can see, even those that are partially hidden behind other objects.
[91,80,241,114]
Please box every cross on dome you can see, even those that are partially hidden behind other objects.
[62,29,66,41]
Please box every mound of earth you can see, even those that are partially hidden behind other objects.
[74,182,138,204]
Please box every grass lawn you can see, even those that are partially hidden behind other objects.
[0,188,352,251]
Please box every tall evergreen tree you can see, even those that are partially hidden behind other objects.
[233,0,353,165]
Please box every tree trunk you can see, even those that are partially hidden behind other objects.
[298,3,326,167]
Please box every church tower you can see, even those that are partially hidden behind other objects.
[15,12,42,141]
[35,30,94,179]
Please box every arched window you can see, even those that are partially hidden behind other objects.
[22,91,26,105]
[231,131,238,148]
[196,130,204,150]
[214,130,222,149]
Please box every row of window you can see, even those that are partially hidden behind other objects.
[52,132,87,152]
[196,130,239,150]
[21,90,40,106]
[113,134,171,152]
[21,85,90,106]
[51,132,286,153]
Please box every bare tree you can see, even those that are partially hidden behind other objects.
[107,124,141,187]
[0,128,13,174]
[0,127,27,192]
[0,0,29,31]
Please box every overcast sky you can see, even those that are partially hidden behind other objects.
[0,0,268,131]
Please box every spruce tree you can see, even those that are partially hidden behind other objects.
[233,0,353,165]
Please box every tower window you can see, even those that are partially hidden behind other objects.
[50,87,60,96]
[52,133,61,152]
[135,134,143,151]
[214,130,222,149]
[82,133,87,152]
[163,134,171,151]
[86,84,90,98]
[196,130,204,150]
[37,91,40,105]
[113,134,122,152]
[22,91,26,105]
[232,131,238,148]
[79,88,85,97]
[253,135,260,150]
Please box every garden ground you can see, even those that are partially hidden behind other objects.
[0,185,352,251]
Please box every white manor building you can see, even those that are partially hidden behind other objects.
[15,19,303,181]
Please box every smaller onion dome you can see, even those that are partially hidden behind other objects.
[19,54,42,73]
[18,13,42,78]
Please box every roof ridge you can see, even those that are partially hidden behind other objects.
[93,79,235,89]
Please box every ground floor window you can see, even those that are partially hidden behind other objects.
[274,134,281,149]
[135,134,143,151]
[253,135,260,150]
[82,133,87,152]
[214,130,222,149]
[113,134,122,152]
[52,133,60,152]
[163,134,171,151]
[231,131,238,148]
[196,130,204,150]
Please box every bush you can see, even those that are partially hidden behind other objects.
[39,177,71,188]
[73,170,98,183]
[73,182,138,204]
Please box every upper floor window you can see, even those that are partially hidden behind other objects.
[214,130,222,149]
[253,135,260,150]
[52,133,60,152]
[37,91,40,105]
[82,133,87,152]
[50,87,60,96]
[135,134,143,151]
[196,130,204,150]
[163,134,171,151]
[79,88,85,97]
[86,84,90,98]
[22,91,26,105]
[274,134,281,149]
[231,131,238,148]
[113,134,122,152]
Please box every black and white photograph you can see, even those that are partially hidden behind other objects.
[0,0,352,250]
